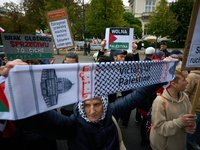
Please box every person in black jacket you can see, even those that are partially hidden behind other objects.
[0,59,173,150]
[137,46,157,146]
[14,84,163,150]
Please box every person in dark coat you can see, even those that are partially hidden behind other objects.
[137,46,157,146]
[87,42,91,56]
[160,42,170,57]
[14,84,163,150]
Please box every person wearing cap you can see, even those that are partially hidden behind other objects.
[137,46,156,146]
[160,42,170,57]
[144,47,156,61]
[113,50,127,62]
[99,39,140,62]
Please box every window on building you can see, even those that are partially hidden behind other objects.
[145,1,156,13]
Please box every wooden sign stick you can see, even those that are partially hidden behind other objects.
[190,79,200,114]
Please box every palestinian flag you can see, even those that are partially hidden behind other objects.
[0,83,9,112]
[36,29,40,35]
[0,82,10,134]
[0,27,5,33]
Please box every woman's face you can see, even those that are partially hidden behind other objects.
[84,98,103,122]
[161,54,165,60]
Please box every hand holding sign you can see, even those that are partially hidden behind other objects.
[100,39,106,52]
[181,0,200,115]
[105,28,133,50]
[132,41,137,54]
[0,59,27,77]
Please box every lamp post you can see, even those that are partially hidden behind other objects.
[83,0,87,55]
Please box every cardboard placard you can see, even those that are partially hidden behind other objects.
[105,27,133,50]
[182,0,200,71]
[1,33,54,60]
[46,8,75,49]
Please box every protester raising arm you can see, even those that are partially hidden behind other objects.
[0,58,178,150]
[112,83,164,121]
[131,41,140,61]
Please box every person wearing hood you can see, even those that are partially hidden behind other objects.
[0,59,170,150]
[153,51,165,61]
[150,68,196,150]
[185,70,200,150]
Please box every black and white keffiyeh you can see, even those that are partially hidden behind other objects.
[78,96,108,123]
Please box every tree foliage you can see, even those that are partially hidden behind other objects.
[23,0,46,35]
[0,0,88,41]
[146,0,178,38]
[122,12,142,39]
[169,0,194,42]
[0,2,25,34]
[85,0,126,39]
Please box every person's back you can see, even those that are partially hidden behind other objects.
[185,70,200,149]
[185,70,200,111]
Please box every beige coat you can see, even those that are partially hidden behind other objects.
[185,70,200,114]
[150,89,191,150]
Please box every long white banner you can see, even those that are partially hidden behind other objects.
[1,60,177,120]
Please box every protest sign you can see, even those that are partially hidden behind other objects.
[182,0,200,71]
[1,33,54,60]
[46,8,75,49]
[0,59,177,120]
[105,27,133,50]
[181,0,200,114]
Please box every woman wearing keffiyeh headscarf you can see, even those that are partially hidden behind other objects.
[14,84,163,150]
[1,59,165,150]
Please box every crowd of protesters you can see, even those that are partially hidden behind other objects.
[0,40,199,150]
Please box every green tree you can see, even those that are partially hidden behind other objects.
[39,0,65,30]
[122,12,142,27]
[0,2,25,34]
[122,12,142,39]
[86,0,126,39]
[22,0,46,35]
[146,0,178,48]
[169,0,194,42]
[39,0,66,54]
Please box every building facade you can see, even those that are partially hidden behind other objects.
[129,0,160,37]
[0,7,7,17]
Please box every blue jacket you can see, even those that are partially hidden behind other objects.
[15,83,163,150]
[160,49,170,57]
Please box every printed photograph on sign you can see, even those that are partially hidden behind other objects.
[105,27,133,50]
[1,33,54,60]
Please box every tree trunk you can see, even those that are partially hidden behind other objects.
[56,49,60,55]
[155,36,158,52]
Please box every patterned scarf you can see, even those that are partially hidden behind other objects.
[78,96,108,123]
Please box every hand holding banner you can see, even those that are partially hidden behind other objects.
[0,59,177,120]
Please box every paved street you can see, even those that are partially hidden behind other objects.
[54,53,198,150]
